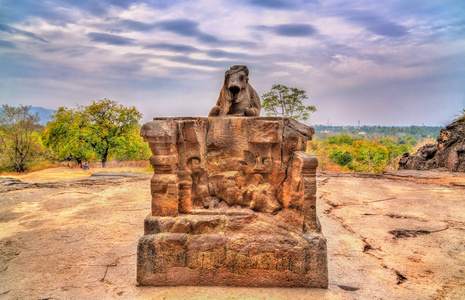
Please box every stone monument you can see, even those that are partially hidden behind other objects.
[137,65,328,287]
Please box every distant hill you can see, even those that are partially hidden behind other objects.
[30,107,55,124]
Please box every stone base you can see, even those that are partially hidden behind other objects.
[137,209,328,287]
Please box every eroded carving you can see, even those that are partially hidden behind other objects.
[142,117,318,216]
[138,116,327,287]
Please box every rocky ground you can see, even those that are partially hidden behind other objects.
[0,168,464,299]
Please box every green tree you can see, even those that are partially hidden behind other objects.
[83,99,142,167]
[42,107,95,164]
[327,134,354,146]
[398,135,417,147]
[378,137,412,169]
[0,104,44,172]
[349,140,389,173]
[43,99,144,167]
[329,150,353,166]
[261,84,316,120]
[114,126,151,162]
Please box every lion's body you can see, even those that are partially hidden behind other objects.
[208,65,261,117]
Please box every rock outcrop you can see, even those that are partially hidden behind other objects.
[399,120,465,172]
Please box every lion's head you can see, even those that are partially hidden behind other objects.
[223,65,249,103]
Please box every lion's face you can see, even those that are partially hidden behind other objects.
[226,70,248,98]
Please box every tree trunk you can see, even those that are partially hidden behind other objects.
[15,161,25,173]
[102,147,109,168]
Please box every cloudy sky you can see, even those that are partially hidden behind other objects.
[1,0,464,126]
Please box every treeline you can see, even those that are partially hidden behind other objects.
[308,134,422,173]
[309,124,443,173]
[313,125,441,140]
[1,100,452,174]
[0,99,150,173]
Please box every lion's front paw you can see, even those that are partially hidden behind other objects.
[208,106,221,117]
[245,108,259,116]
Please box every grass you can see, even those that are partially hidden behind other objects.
[454,109,465,122]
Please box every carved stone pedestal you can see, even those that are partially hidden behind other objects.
[137,117,328,287]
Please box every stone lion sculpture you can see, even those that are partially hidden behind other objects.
[208,65,261,117]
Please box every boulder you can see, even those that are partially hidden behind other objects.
[399,120,465,172]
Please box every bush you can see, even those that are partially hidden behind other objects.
[329,150,353,166]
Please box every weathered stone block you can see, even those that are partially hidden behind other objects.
[137,116,327,287]
[138,211,328,287]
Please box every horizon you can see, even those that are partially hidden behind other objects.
[1,0,464,127]
[25,104,448,128]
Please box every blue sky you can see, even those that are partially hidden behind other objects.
[1,0,464,126]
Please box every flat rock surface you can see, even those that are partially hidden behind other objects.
[0,172,151,192]
[0,171,464,299]
[383,169,465,187]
